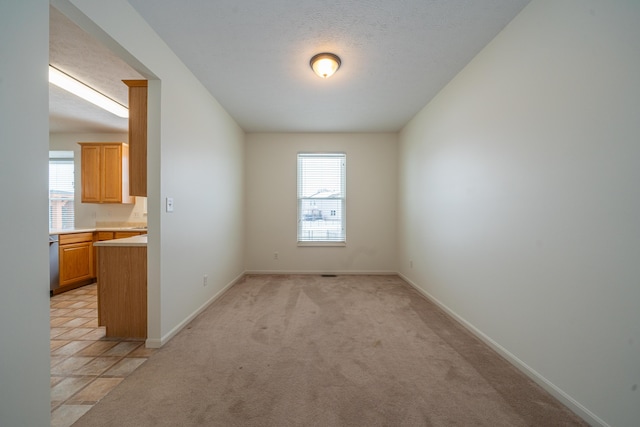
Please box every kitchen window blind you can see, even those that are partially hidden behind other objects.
[297,153,346,244]
[49,151,75,230]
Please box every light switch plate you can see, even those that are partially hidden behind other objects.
[166,197,174,213]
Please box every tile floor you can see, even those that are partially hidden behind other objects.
[50,284,155,427]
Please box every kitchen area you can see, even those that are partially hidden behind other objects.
[45,7,155,423]
[48,165,149,339]
[49,74,148,337]
[48,115,152,423]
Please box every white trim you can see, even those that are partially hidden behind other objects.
[245,270,397,276]
[398,273,608,427]
[145,272,245,349]
[297,241,346,247]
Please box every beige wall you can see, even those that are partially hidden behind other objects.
[398,1,640,426]
[0,0,51,425]
[245,133,397,274]
[57,0,246,347]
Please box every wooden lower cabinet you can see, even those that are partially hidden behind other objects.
[55,230,148,296]
[97,245,147,338]
[93,230,146,277]
[57,232,94,293]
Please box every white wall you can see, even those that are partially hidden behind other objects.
[56,0,246,346]
[0,0,51,425]
[398,1,640,426]
[50,132,147,228]
[246,133,397,274]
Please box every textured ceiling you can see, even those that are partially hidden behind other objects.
[50,0,531,134]
[49,6,143,133]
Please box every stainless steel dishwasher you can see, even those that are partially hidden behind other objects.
[49,234,59,296]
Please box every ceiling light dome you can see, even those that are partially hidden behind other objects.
[310,53,341,79]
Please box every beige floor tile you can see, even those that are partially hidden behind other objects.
[73,356,121,376]
[49,282,141,418]
[55,327,95,340]
[60,317,94,328]
[76,340,119,356]
[103,357,147,377]
[50,316,74,327]
[51,355,67,368]
[67,301,91,309]
[102,341,142,357]
[50,340,70,352]
[52,340,94,356]
[66,377,124,404]
[129,346,157,358]
[50,404,92,427]
[51,300,78,308]
[50,376,94,402]
[50,328,70,339]
[83,318,99,327]
[51,376,65,387]
[50,308,75,317]
[51,400,63,411]
[50,356,95,375]
[62,295,84,301]
[65,308,95,318]
[78,328,107,341]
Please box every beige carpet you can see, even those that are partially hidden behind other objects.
[75,275,586,426]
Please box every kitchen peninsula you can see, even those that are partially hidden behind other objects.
[94,235,147,338]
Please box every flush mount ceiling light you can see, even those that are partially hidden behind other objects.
[310,53,341,79]
[48,65,129,118]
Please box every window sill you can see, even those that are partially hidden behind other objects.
[297,241,346,247]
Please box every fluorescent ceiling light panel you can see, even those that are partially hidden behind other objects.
[49,65,129,118]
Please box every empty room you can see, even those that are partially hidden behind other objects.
[1,1,639,426]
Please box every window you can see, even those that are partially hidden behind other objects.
[297,153,346,245]
[49,151,75,230]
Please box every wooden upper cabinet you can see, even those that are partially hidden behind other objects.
[80,144,101,203]
[123,80,147,197]
[79,142,134,204]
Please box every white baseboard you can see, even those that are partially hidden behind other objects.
[245,270,397,275]
[398,273,608,427]
[145,271,245,349]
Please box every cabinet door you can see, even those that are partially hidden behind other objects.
[114,231,141,239]
[124,80,147,197]
[59,241,94,287]
[81,145,101,203]
[102,144,123,203]
[96,231,115,241]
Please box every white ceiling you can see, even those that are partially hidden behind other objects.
[49,6,143,133]
[50,0,531,134]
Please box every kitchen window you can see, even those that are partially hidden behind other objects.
[297,153,346,245]
[49,151,75,230]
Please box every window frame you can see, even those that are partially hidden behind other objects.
[49,151,75,230]
[297,152,346,246]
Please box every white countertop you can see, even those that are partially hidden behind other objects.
[93,234,147,247]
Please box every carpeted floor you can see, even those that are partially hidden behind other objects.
[74,274,587,426]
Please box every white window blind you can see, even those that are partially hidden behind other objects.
[297,153,346,244]
[49,151,75,230]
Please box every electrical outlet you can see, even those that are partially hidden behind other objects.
[203,274,208,287]
[274,252,279,260]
